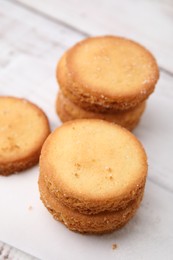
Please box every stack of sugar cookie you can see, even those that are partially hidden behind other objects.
[56,36,159,130]
[39,119,148,234]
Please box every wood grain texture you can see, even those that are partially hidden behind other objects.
[0,0,172,193]
[0,0,83,128]
[16,0,173,73]
[0,241,38,259]
[0,0,173,259]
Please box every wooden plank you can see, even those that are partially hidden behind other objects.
[0,241,37,259]
[0,2,82,129]
[0,0,173,193]
[16,0,173,73]
[0,1,173,259]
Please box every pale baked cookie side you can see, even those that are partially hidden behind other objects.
[0,96,50,176]
[39,174,144,234]
[56,91,146,131]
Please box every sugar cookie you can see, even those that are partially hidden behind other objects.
[0,96,50,176]
[56,36,159,112]
[40,119,147,215]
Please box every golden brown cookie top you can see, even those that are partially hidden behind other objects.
[0,96,50,164]
[40,119,147,213]
[66,36,159,104]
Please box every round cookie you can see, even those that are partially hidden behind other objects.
[56,91,146,131]
[39,174,144,234]
[0,96,50,176]
[40,119,147,214]
[56,36,159,112]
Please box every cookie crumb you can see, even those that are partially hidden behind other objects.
[105,166,112,172]
[75,162,81,167]
[109,174,113,180]
[75,163,81,170]
[74,172,79,177]
[112,243,117,250]
[28,205,33,211]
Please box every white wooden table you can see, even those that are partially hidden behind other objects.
[0,0,173,259]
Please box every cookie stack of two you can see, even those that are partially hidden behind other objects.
[56,36,159,130]
[39,119,148,234]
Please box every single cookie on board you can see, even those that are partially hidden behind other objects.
[0,96,50,176]
[56,36,159,112]
[39,174,144,234]
[56,91,146,131]
[40,119,147,215]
